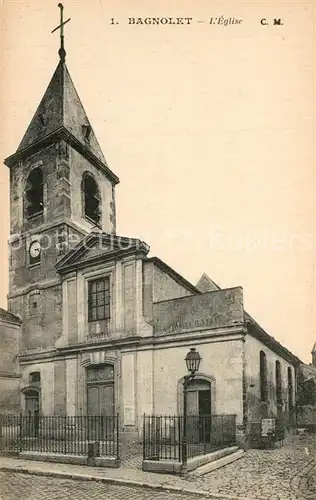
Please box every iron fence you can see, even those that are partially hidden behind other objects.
[143,414,236,461]
[143,415,182,461]
[0,414,119,458]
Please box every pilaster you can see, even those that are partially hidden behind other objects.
[135,259,153,337]
[115,261,123,332]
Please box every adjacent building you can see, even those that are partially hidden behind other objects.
[0,308,22,414]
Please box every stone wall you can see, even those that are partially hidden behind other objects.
[142,260,194,324]
[296,406,316,431]
[244,334,297,446]
[0,311,22,414]
[0,377,20,414]
[152,287,244,335]
[9,284,62,352]
[152,264,193,303]
[132,337,244,437]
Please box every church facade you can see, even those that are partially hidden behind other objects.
[1,45,301,447]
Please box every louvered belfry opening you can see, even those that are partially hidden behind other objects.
[25,167,44,217]
[83,173,101,225]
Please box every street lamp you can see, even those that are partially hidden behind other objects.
[185,347,201,375]
[181,348,201,476]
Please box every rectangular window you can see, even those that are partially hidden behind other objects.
[88,277,110,321]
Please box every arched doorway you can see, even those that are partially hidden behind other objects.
[23,389,40,437]
[86,364,115,415]
[186,378,212,443]
[186,379,211,415]
[86,363,115,440]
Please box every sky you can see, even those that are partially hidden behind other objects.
[0,0,315,363]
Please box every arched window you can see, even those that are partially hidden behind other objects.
[275,361,282,404]
[82,173,101,225]
[25,167,43,217]
[288,367,294,410]
[259,351,268,402]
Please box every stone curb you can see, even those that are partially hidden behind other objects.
[0,465,245,499]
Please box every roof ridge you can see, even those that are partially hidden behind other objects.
[0,308,22,325]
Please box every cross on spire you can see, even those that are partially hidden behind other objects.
[51,3,71,62]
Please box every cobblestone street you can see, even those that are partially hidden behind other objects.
[0,434,315,500]
[0,472,201,500]
[187,433,316,499]
[120,434,316,499]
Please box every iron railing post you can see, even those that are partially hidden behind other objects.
[156,416,160,460]
[203,416,207,455]
[178,415,181,462]
[116,413,120,466]
[19,413,23,452]
[64,415,67,455]
[180,375,189,476]
[143,414,146,460]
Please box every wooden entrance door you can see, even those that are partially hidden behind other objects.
[186,380,212,444]
[86,364,115,440]
[87,384,115,416]
[198,389,211,442]
[186,390,199,443]
[24,390,40,437]
[25,390,39,413]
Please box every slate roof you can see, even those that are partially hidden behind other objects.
[17,61,105,160]
[4,60,119,185]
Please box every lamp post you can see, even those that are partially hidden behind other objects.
[181,347,201,476]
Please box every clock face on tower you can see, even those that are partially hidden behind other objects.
[29,240,41,265]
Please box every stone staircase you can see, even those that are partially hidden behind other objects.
[193,446,245,476]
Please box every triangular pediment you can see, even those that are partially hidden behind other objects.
[196,273,220,293]
[56,232,150,273]
[16,61,105,164]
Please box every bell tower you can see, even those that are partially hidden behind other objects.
[4,4,119,350]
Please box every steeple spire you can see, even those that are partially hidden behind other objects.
[51,3,71,62]
[4,3,119,187]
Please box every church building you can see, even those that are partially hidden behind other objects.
[1,21,301,448]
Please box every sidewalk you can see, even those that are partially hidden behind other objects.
[1,433,315,500]
[0,455,229,499]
